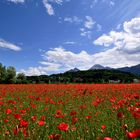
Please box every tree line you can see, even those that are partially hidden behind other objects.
[0,63,139,84]
[0,63,26,84]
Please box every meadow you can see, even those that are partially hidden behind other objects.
[0,84,140,140]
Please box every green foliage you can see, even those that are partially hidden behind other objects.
[46,69,139,84]
[0,62,140,84]
[0,63,6,83]
[6,66,16,84]
[0,63,27,84]
[16,73,27,84]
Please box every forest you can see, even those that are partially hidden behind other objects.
[0,63,139,84]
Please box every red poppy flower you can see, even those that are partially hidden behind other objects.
[117,112,124,118]
[40,116,45,121]
[70,111,77,116]
[57,122,69,131]
[54,110,65,118]
[127,132,136,139]
[38,121,45,126]
[48,134,61,140]
[36,97,41,101]
[13,127,20,135]
[132,112,140,119]
[23,129,28,137]
[14,114,21,120]
[20,120,28,127]
[6,109,12,115]
[4,119,9,123]
[0,101,3,106]
[31,116,36,121]
[127,129,140,138]
[104,137,113,140]
[45,97,50,104]
[101,125,106,130]
[72,117,78,124]
[8,100,16,104]
[20,109,26,114]
[86,116,92,120]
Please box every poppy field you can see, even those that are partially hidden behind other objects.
[0,84,140,140]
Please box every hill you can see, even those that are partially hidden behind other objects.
[118,64,140,75]
[26,69,139,84]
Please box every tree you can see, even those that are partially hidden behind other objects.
[0,63,6,83]
[6,66,16,84]
[16,73,27,84]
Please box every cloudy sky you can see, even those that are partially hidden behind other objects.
[0,0,140,75]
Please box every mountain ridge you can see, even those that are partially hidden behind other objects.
[66,64,140,75]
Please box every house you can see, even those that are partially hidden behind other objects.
[109,80,121,83]
[133,79,140,83]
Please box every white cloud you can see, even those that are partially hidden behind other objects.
[43,0,55,16]
[84,16,95,29]
[94,34,114,47]
[94,17,140,54]
[20,63,61,76]
[93,17,140,66]
[80,28,92,39]
[41,47,93,70]
[21,45,140,76]
[63,16,100,39]
[90,0,115,8]
[63,41,76,45]
[20,17,140,76]
[0,39,21,51]
[21,67,49,76]
[80,16,99,39]
[52,0,63,5]
[124,17,140,37]
[64,16,82,24]
[7,0,25,3]
[43,0,70,16]
[109,1,115,6]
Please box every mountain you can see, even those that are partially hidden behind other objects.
[26,68,140,84]
[47,69,139,84]
[89,64,140,76]
[118,64,140,75]
[66,68,80,73]
[90,64,111,70]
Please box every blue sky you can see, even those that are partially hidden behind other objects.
[0,0,140,75]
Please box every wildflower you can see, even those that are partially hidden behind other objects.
[8,100,16,104]
[48,134,61,139]
[70,110,77,116]
[132,112,140,119]
[86,116,92,120]
[54,110,65,118]
[117,112,124,118]
[104,137,113,140]
[40,116,45,121]
[20,120,28,127]
[0,101,3,106]
[20,109,26,114]
[38,121,45,126]
[31,116,36,121]
[14,114,21,120]
[101,125,106,130]
[127,129,140,139]
[4,119,9,123]
[6,109,12,115]
[57,122,69,131]
[23,128,28,137]
[13,127,20,135]
[72,117,78,124]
